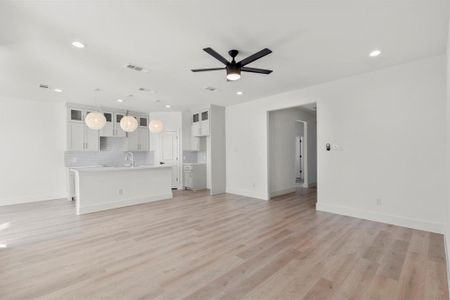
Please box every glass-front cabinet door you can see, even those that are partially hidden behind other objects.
[70,108,84,122]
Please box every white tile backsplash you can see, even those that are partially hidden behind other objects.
[65,137,154,167]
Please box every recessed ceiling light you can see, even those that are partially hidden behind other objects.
[369,49,381,57]
[165,104,171,108]
[54,88,63,93]
[236,91,243,95]
[117,99,124,103]
[72,41,85,48]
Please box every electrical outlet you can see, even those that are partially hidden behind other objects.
[376,198,382,207]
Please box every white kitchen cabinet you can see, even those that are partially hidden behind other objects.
[127,117,149,152]
[100,112,114,137]
[68,122,99,151]
[138,128,149,151]
[114,113,127,137]
[68,122,85,151]
[200,110,210,136]
[191,136,200,151]
[191,110,210,137]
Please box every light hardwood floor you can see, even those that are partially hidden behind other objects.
[0,189,448,299]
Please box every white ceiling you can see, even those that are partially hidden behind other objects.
[0,0,448,112]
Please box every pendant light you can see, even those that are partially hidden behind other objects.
[120,115,138,132]
[85,111,106,130]
[149,119,164,133]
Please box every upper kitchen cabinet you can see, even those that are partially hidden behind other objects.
[67,105,100,152]
[200,110,210,136]
[191,110,210,137]
[127,113,150,152]
[99,110,127,137]
[113,112,127,137]
[100,111,114,137]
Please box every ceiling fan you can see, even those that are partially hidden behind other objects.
[191,47,273,81]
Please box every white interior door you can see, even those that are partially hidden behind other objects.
[160,131,180,188]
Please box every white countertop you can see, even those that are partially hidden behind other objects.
[70,165,172,172]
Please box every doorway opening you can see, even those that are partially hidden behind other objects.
[268,103,317,198]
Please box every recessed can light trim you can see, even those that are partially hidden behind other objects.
[369,49,381,57]
[72,41,85,48]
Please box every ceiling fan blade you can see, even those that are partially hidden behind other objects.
[238,48,272,67]
[241,67,273,74]
[191,67,225,72]
[203,48,230,65]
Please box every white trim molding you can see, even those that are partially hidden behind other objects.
[0,193,67,207]
[270,187,297,198]
[317,202,445,234]
[226,188,269,200]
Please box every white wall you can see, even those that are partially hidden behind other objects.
[0,97,67,205]
[227,55,447,233]
[269,107,317,196]
[209,105,226,195]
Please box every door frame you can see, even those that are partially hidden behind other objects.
[295,120,309,188]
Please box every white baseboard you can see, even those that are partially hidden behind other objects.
[226,188,269,200]
[270,187,297,198]
[78,193,173,215]
[317,202,444,234]
[0,193,67,206]
[305,182,317,188]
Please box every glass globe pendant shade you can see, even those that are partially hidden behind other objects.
[120,115,138,132]
[149,119,164,133]
[85,111,106,130]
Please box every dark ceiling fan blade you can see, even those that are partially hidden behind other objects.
[238,48,272,67]
[191,67,225,72]
[241,67,273,74]
[203,48,230,65]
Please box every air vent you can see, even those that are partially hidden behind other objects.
[39,84,49,89]
[126,64,147,72]
[205,86,217,92]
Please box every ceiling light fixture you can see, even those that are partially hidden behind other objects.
[369,49,381,57]
[236,91,243,95]
[72,41,85,48]
[120,116,138,132]
[165,104,171,109]
[117,99,124,103]
[226,65,241,81]
[85,112,106,130]
[54,88,63,93]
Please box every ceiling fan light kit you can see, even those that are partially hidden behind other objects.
[192,47,273,81]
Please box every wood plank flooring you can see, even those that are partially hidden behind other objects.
[0,189,448,299]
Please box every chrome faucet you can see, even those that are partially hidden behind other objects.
[125,152,135,167]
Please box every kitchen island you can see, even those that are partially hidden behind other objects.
[71,165,173,215]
